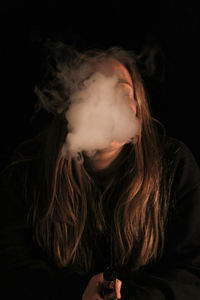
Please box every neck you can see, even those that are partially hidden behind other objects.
[83,144,129,186]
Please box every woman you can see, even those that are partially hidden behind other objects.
[1,43,200,299]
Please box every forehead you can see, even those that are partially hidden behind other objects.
[90,58,132,85]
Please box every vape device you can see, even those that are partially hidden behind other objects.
[101,267,117,300]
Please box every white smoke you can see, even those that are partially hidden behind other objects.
[61,72,140,163]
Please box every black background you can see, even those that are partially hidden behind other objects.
[0,0,199,170]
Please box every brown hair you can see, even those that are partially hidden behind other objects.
[14,46,173,273]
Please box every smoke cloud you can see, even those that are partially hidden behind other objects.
[61,72,140,163]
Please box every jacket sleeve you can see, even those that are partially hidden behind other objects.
[121,139,200,300]
[0,163,89,300]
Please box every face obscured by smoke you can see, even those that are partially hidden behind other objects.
[61,71,140,163]
[34,43,142,164]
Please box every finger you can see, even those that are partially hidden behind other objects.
[115,279,122,299]
[94,272,104,283]
[95,273,104,293]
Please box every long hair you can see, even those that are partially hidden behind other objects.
[10,45,173,273]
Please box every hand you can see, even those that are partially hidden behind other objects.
[82,272,122,300]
